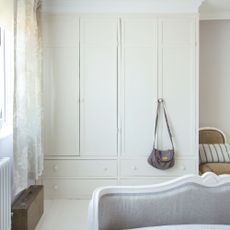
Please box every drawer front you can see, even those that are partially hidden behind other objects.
[120,178,174,186]
[120,159,197,177]
[44,159,117,178]
[43,179,117,199]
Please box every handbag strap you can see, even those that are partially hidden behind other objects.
[153,98,174,150]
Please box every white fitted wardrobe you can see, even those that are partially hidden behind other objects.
[42,13,199,199]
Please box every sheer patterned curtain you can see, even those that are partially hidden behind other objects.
[13,0,43,194]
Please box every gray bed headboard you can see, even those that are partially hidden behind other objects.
[88,173,230,230]
[98,183,230,230]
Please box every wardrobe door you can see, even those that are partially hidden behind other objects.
[159,16,197,157]
[121,17,158,156]
[43,15,80,156]
[80,17,118,156]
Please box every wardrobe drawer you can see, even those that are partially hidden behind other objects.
[43,179,117,199]
[120,159,196,177]
[44,160,117,178]
[120,178,174,186]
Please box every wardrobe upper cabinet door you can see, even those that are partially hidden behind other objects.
[159,17,196,157]
[80,17,118,156]
[121,18,158,156]
[43,15,80,156]
[42,14,79,47]
[80,18,117,45]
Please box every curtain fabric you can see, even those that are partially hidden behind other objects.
[13,0,43,194]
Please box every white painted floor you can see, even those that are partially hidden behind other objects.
[36,200,90,230]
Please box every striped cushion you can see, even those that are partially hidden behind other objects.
[199,144,230,163]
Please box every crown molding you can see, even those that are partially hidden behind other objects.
[41,0,205,14]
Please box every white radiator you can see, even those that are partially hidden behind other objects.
[0,158,11,230]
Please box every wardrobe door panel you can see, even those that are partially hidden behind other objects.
[43,15,80,156]
[80,18,118,156]
[121,18,158,156]
[43,47,79,156]
[123,48,156,155]
[160,17,196,157]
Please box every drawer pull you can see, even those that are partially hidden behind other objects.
[53,165,59,171]
[133,166,138,171]
[53,185,58,190]
[104,168,108,171]
[180,166,186,171]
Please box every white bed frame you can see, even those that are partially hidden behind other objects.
[88,172,230,230]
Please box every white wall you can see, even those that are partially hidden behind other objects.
[200,20,230,141]
[0,135,13,159]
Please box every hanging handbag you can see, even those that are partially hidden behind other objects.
[148,98,175,170]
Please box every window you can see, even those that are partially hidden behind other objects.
[0,26,13,132]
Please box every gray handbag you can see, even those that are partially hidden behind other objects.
[148,98,175,170]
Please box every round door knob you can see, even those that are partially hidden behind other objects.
[53,185,58,190]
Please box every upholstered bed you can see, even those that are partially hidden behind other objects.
[199,127,230,174]
[88,173,230,230]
